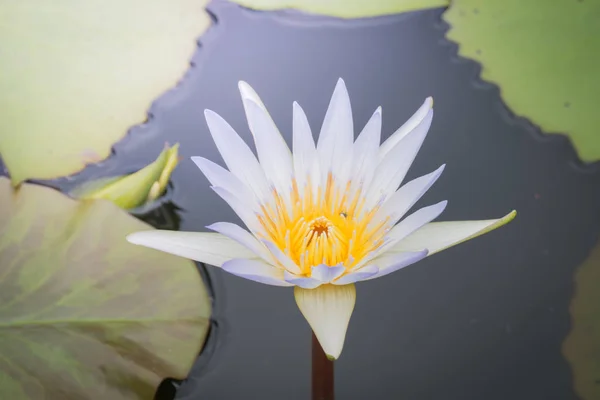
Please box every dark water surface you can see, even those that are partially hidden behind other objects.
[19,1,600,399]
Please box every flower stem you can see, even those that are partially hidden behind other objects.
[312,332,334,400]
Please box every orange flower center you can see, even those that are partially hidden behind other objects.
[256,173,391,275]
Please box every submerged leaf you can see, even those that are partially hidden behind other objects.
[0,0,210,185]
[564,239,600,400]
[71,144,180,210]
[0,177,211,399]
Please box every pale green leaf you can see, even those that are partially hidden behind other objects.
[443,0,600,161]
[229,0,448,18]
[0,0,210,185]
[0,177,211,399]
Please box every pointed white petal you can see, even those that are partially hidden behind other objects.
[204,109,269,201]
[292,101,317,190]
[126,231,255,267]
[333,265,379,285]
[242,98,293,205]
[351,107,382,187]
[262,240,303,275]
[211,186,262,234]
[390,210,517,256]
[222,258,293,287]
[191,156,257,206]
[238,80,292,165]
[365,109,433,210]
[238,81,268,111]
[284,271,323,289]
[387,200,448,244]
[207,222,272,262]
[317,78,354,188]
[356,200,446,268]
[370,165,445,228]
[379,97,433,159]
[354,107,382,151]
[294,284,356,360]
[311,263,346,283]
[307,156,322,205]
[363,250,428,280]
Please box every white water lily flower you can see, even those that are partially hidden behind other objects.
[127,79,515,360]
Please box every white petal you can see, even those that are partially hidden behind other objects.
[283,264,346,288]
[311,263,346,283]
[356,200,446,268]
[364,109,433,210]
[284,271,323,289]
[238,80,269,112]
[262,240,303,275]
[317,78,354,189]
[211,186,262,234]
[362,250,428,281]
[292,101,317,190]
[333,265,379,285]
[207,222,272,262]
[204,109,269,201]
[307,156,322,205]
[390,210,517,256]
[222,258,293,287]
[379,97,433,159]
[294,284,356,360]
[191,156,257,207]
[126,231,255,267]
[242,97,293,206]
[369,164,445,229]
[351,107,382,186]
[387,200,448,244]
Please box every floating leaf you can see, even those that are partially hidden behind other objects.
[0,0,210,185]
[564,239,600,400]
[71,143,180,210]
[228,0,448,18]
[443,0,600,161]
[0,177,210,399]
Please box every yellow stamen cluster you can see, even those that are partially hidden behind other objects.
[257,173,390,275]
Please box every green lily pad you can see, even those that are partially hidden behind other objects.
[70,143,180,210]
[564,240,600,400]
[0,0,210,185]
[443,0,600,161]
[228,0,448,18]
[0,177,211,399]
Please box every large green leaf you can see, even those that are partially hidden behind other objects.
[564,240,600,400]
[0,177,211,399]
[228,0,448,18]
[443,0,600,161]
[0,0,210,185]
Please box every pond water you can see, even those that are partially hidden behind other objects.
[17,0,600,398]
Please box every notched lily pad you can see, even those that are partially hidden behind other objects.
[443,0,600,161]
[0,177,211,399]
[0,0,210,185]
[229,0,448,18]
[70,143,180,210]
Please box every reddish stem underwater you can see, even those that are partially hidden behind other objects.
[312,332,334,400]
